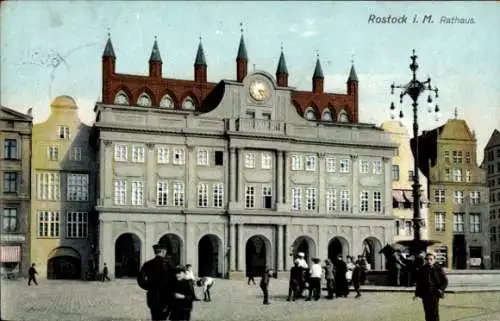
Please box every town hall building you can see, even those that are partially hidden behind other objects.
[92,32,397,279]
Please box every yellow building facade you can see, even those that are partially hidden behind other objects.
[415,119,490,269]
[382,121,429,244]
[30,96,97,279]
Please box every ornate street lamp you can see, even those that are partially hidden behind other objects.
[390,49,440,258]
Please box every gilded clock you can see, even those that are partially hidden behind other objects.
[249,80,269,101]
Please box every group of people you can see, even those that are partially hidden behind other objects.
[137,243,214,321]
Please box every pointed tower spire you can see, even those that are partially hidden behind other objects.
[347,55,359,123]
[102,31,116,104]
[348,60,358,82]
[236,22,248,82]
[312,51,324,93]
[194,36,207,83]
[276,43,289,87]
[103,32,116,58]
[148,36,162,78]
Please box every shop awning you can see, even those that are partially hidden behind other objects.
[392,190,405,203]
[403,190,413,203]
[1,246,20,263]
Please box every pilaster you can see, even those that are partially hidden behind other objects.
[186,145,195,209]
[284,225,291,270]
[230,148,237,203]
[318,226,327,260]
[186,223,195,268]
[351,154,359,214]
[99,220,113,276]
[277,224,284,271]
[103,140,113,203]
[237,148,244,204]
[276,150,284,206]
[237,224,244,271]
[230,223,236,271]
[318,152,326,213]
[145,222,155,261]
[146,143,155,207]
[383,157,392,215]
[283,152,290,206]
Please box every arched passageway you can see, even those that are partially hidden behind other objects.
[246,235,270,278]
[198,234,222,277]
[292,235,317,265]
[159,233,183,267]
[362,237,383,270]
[47,247,82,279]
[328,237,349,262]
[115,233,141,278]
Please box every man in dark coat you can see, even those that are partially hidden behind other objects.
[334,255,349,297]
[102,263,111,282]
[414,251,448,321]
[287,261,303,301]
[352,260,363,298]
[28,263,38,286]
[260,268,273,305]
[169,266,195,321]
[137,243,174,321]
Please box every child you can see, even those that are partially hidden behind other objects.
[184,264,201,301]
[169,266,195,321]
[260,268,273,305]
[196,276,214,302]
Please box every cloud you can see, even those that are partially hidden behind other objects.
[288,18,318,38]
[301,30,317,38]
[215,29,223,35]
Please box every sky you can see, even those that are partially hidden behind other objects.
[1,1,499,162]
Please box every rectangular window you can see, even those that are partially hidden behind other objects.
[3,139,17,160]
[408,170,414,182]
[305,187,317,211]
[173,148,185,165]
[48,146,58,161]
[469,213,481,233]
[434,189,445,204]
[305,155,317,171]
[197,183,208,207]
[69,147,82,161]
[360,191,369,212]
[262,113,271,120]
[452,151,462,164]
[131,181,144,205]
[37,211,60,238]
[444,168,450,181]
[435,246,448,267]
[404,221,412,236]
[444,151,450,163]
[213,183,224,208]
[359,160,369,174]
[132,145,145,163]
[157,146,169,164]
[262,185,272,209]
[291,155,303,171]
[58,126,70,139]
[373,191,382,213]
[453,213,465,233]
[392,165,400,181]
[66,174,89,201]
[214,151,224,166]
[246,110,255,118]
[326,188,336,212]
[66,212,88,238]
[435,212,446,232]
[291,187,301,210]
[245,185,256,209]
[173,182,184,206]
[261,153,272,169]
[470,191,480,205]
[453,168,462,182]
[114,180,127,205]
[372,160,382,174]
[465,169,471,182]
[2,208,17,232]
[37,172,60,200]
[340,159,350,173]
[453,190,464,204]
[465,152,471,164]
[340,190,350,212]
[326,157,336,173]
[245,152,256,168]
[3,172,17,193]
[156,181,168,206]
[114,144,128,162]
[197,149,209,166]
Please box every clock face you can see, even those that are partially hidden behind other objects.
[250,80,269,101]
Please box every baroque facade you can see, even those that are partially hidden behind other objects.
[30,96,97,279]
[414,119,490,269]
[485,129,500,268]
[0,106,32,276]
[381,121,429,244]
[92,34,396,279]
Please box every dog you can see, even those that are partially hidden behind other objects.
[196,277,214,302]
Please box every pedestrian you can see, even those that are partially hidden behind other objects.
[196,276,214,302]
[306,258,322,301]
[28,263,38,286]
[184,264,201,301]
[346,256,355,284]
[247,268,256,285]
[287,260,303,301]
[323,259,335,299]
[352,260,363,299]
[169,266,195,321]
[414,251,448,321]
[356,255,367,285]
[334,255,349,298]
[137,243,174,321]
[295,252,308,297]
[259,267,273,305]
[102,263,111,282]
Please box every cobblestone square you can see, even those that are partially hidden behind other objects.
[2,278,500,321]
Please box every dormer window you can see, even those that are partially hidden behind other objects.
[338,110,349,123]
[182,97,196,110]
[305,108,316,120]
[137,93,152,107]
[114,91,129,105]
[322,110,333,121]
[160,95,174,108]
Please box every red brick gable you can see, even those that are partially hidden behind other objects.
[291,90,358,122]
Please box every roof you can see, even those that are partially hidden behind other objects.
[0,105,33,121]
[103,37,115,58]
[51,95,77,109]
[194,41,207,66]
[313,58,324,78]
[381,120,408,135]
[276,51,288,75]
[485,129,500,149]
[237,35,248,60]
[348,65,358,82]
[149,39,162,63]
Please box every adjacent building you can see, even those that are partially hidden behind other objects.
[381,121,429,245]
[30,96,97,279]
[0,106,32,277]
[92,34,397,279]
[485,129,500,268]
[414,119,490,269]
